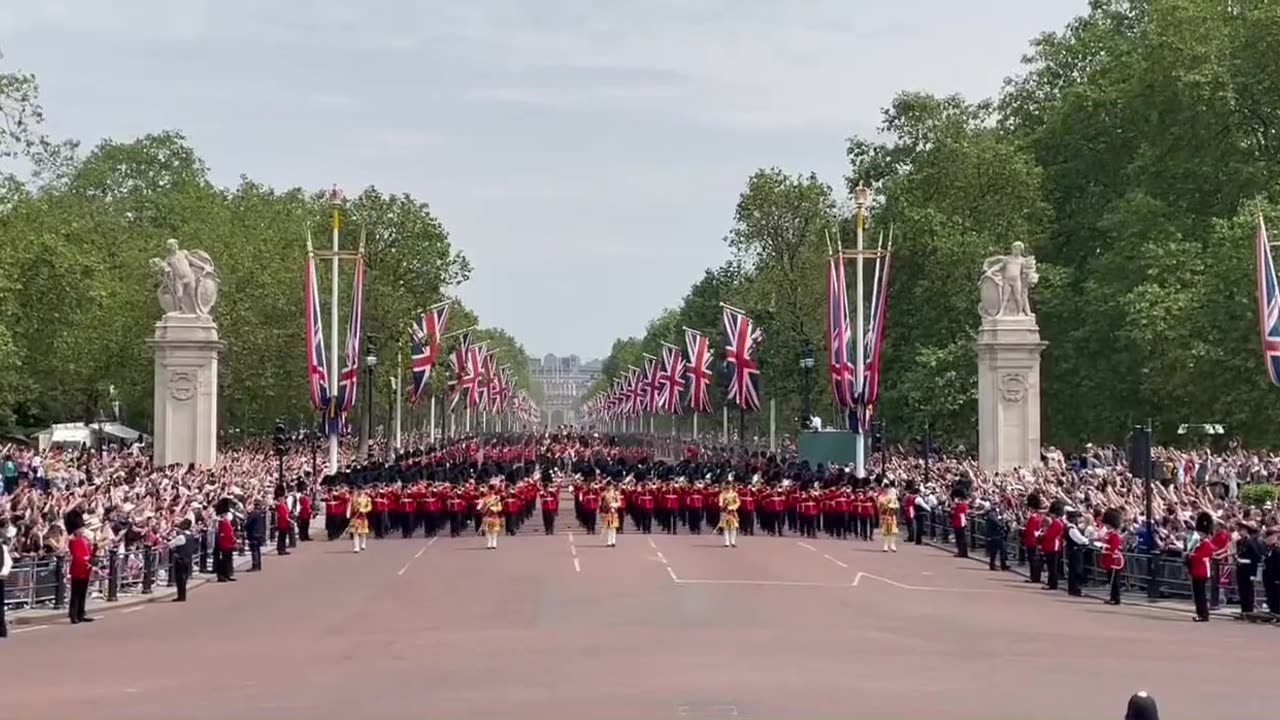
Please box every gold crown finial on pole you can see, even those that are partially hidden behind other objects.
[328,185,345,207]
[854,181,870,210]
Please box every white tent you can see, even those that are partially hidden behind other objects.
[34,422,148,451]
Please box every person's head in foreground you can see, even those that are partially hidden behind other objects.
[1125,691,1158,720]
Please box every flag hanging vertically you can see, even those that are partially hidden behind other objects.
[1256,214,1280,385]
[827,252,853,408]
[660,342,687,415]
[408,301,451,406]
[643,354,663,415]
[684,328,713,414]
[858,247,892,433]
[468,344,491,410]
[722,306,762,412]
[334,252,366,416]
[447,330,473,411]
[304,244,330,411]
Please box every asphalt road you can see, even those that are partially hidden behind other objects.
[2,528,1273,720]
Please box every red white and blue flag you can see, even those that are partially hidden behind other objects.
[448,332,474,411]
[722,306,762,412]
[660,343,687,415]
[304,250,330,411]
[643,354,663,415]
[332,255,365,429]
[408,301,451,406]
[858,250,893,433]
[1256,215,1280,385]
[684,328,713,414]
[827,254,854,408]
[468,345,492,410]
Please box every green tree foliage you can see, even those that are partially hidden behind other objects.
[0,56,530,434]
[594,0,1280,447]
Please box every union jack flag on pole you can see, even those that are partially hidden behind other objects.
[304,240,330,411]
[660,342,687,415]
[334,250,366,416]
[858,245,893,433]
[827,250,854,408]
[643,354,663,415]
[684,328,713,414]
[722,305,762,412]
[447,330,473,411]
[408,301,451,406]
[1256,214,1280,385]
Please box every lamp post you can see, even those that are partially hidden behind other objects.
[362,335,379,462]
[799,342,815,430]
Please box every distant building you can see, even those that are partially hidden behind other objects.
[528,354,601,426]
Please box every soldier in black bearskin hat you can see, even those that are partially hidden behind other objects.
[1042,499,1067,591]
[950,484,970,559]
[64,509,95,624]
[1188,511,1216,621]
[1099,507,1125,605]
[1023,492,1045,584]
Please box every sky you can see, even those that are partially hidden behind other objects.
[0,0,1086,360]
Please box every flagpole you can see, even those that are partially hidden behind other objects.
[394,348,403,453]
[853,183,868,480]
[429,396,436,443]
[327,188,342,475]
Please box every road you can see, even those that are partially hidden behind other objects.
[2,527,1273,720]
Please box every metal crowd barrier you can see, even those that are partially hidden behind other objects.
[4,544,186,612]
[919,512,1265,606]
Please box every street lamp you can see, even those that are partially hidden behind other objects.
[799,342,815,430]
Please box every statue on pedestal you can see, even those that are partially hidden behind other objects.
[978,241,1038,319]
[150,239,219,317]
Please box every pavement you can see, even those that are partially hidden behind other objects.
[8,545,277,626]
[3,520,1277,720]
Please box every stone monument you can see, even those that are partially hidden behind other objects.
[146,239,223,467]
[975,241,1047,472]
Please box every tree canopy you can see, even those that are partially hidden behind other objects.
[590,0,1280,447]
[0,52,530,435]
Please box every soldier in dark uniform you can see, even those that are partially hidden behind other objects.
[1235,522,1265,614]
[166,518,199,601]
[1261,528,1280,615]
[244,500,267,571]
[984,501,1010,571]
[1064,508,1088,597]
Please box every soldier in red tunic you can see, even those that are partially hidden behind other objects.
[1188,511,1216,622]
[1040,500,1067,590]
[65,510,95,624]
[1098,507,1125,605]
[541,482,560,535]
[1022,493,1045,584]
[297,482,313,542]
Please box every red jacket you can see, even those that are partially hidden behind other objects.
[216,517,237,551]
[1023,513,1042,547]
[299,496,313,520]
[1040,518,1065,554]
[951,502,969,530]
[1100,530,1124,571]
[1188,537,1214,580]
[276,501,291,530]
[542,493,559,512]
[69,535,94,580]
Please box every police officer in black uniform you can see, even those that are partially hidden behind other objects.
[984,501,1010,571]
[167,518,200,602]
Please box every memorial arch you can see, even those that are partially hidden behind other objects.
[528,353,600,428]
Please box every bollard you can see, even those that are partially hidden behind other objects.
[107,547,120,601]
[54,555,67,608]
[142,547,156,594]
[199,532,210,574]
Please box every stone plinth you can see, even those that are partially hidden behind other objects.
[147,314,223,468]
[975,315,1047,473]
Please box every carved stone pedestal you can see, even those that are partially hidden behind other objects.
[147,314,223,468]
[975,315,1047,473]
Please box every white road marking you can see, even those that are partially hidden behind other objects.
[12,625,48,634]
[398,537,438,576]
[568,532,574,543]
[822,554,849,568]
[656,551,667,565]
[573,557,581,573]
[850,571,998,593]
[797,541,817,552]
[675,578,842,587]
[121,606,146,614]
[647,537,657,549]
[570,545,577,557]
[666,566,679,582]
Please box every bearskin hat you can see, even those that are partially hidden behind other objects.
[1194,511,1215,535]
[1048,499,1066,517]
[214,497,232,516]
[1102,507,1123,531]
[63,509,85,534]
[951,484,970,500]
[1026,492,1044,511]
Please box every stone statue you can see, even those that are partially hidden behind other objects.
[978,241,1038,319]
[151,239,219,316]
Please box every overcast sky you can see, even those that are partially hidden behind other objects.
[1,0,1085,360]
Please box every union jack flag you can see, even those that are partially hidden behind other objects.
[496,366,514,413]
[828,254,854,408]
[1256,215,1280,385]
[408,301,451,406]
[643,354,663,415]
[722,307,762,412]
[304,249,330,411]
[684,328,713,414]
[468,345,491,410]
[858,250,893,433]
[447,331,473,411]
[334,255,365,418]
[659,343,687,415]
[485,353,503,413]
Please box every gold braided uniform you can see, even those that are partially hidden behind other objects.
[602,488,621,530]
[348,494,372,536]
[717,489,740,531]
[481,495,504,534]
[877,493,899,536]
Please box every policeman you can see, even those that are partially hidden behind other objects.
[983,501,1010,571]
[1235,522,1265,614]
[166,518,200,602]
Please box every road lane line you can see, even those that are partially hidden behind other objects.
[13,625,48,634]
[797,542,817,552]
[823,554,849,568]
[398,538,437,576]
[656,551,667,565]
[648,538,657,549]
[570,544,577,556]
[121,606,146,614]
[666,566,679,582]
[573,557,581,573]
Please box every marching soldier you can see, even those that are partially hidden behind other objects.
[718,481,741,548]
[348,488,373,554]
[1041,500,1066,591]
[1023,493,1045,583]
[541,482,560,535]
[878,485,899,552]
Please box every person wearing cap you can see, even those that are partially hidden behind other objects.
[983,501,1010,571]
[1065,508,1090,597]
[1261,528,1280,615]
[166,518,199,601]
